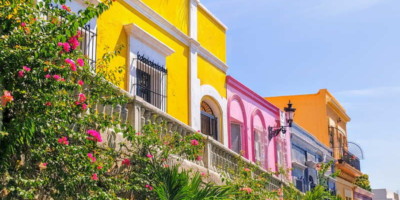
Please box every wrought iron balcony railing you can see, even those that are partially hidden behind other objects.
[339,149,361,171]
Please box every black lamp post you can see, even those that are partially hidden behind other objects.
[268,101,296,140]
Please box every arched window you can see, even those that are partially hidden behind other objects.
[201,101,218,140]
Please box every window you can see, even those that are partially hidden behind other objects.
[125,24,174,112]
[230,123,241,154]
[329,127,334,148]
[79,24,97,71]
[133,54,167,110]
[254,129,264,164]
[201,101,218,140]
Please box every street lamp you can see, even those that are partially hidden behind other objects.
[268,101,296,140]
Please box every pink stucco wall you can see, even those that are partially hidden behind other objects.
[227,76,292,173]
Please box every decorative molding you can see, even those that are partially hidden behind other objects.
[123,0,229,72]
[198,3,228,30]
[226,76,279,115]
[124,24,174,56]
[198,46,228,72]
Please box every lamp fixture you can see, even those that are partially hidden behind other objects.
[268,101,296,140]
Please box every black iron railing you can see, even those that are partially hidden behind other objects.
[339,150,361,171]
[48,4,97,71]
[79,24,97,71]
[132,53,167,111]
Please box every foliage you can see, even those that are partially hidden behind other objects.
[0,0,204,199]
[153,165,231,200]
[283,161,342,200]
[355,174,371,192]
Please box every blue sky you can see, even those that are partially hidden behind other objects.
[200,0,400,192]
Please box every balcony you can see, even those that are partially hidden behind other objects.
[339,150,360,171]
[95,89,285,191]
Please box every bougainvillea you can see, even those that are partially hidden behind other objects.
[0,0,205,199]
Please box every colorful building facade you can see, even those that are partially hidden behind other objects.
[266,89,365,200]
[62,0,230,145]
[290,123,336,193]
[226,76,291,174]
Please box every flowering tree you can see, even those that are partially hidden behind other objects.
[0,0,204,199]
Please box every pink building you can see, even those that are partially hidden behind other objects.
[227,76,292,173]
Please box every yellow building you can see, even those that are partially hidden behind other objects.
[62,0,230,145]
[266,89,363,200]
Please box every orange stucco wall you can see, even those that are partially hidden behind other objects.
[265,89,330,147]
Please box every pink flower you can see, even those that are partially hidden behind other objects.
[78,93,86,102]
[91,173,98,181]
[68,36,79,50]
[45,102,52,106]
[145,185,153,191]
[146,154,153,158]
[97,165,103,170]
[61,5,71,12]
[136,132,141,136]
[243,168,251,172]
[18,70,25,77]
[70,65,77,71]
[87,153,96,163]
[195,156,202,161]
[22,66,31,72]
[57,136,69,145]
[39,162,47,170]
[81,103,87,110]
[122,159,131,166]
[52,75,61,80]
[21,22,26,27]
[65,58,74,65]
[1,91,13,106]
[190,139,199,146]
[87,130,102,142]
[44,74,51,79]
[57,42,63,46]
[201,172,206,177]
[76,58,84,67]
[197,130,201,132]
[62,42,70,52]
[77,80,84,86]
[240,187,252,194]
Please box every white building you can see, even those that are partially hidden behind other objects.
[372,189,399,200]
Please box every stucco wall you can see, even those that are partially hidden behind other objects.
[197,55,227,98]
[197,6,227,62]
[227,76,290,172]
[97,0,190,124]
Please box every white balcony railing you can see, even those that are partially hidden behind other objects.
[95,90,284,191]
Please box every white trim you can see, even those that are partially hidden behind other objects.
[123,0,229,72]
[198,46,228,72]
[124,24,174,56]
[198,3,228,31]
[189,0,198,40]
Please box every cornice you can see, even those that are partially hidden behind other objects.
[197,3,228,30]
[226,76,279,115]
[123,0,229,72]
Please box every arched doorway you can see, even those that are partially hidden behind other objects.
[201,101,219,140]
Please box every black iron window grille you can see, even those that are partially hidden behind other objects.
[48,4,97,71]
[79,24,97,71]
[133,53,167,111]
[339,149,361,171]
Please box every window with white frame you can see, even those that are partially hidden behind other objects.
[125,24,174,111]
[254,129,264,164]
[230,123,241,154]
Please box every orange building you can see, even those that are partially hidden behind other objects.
[266,89,364,200]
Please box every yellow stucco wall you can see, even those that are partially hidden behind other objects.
[141,0,189,35]
[197,6,227,63]
[97,0,190,124]
[197,55,226,98]
[265,90,330,146]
